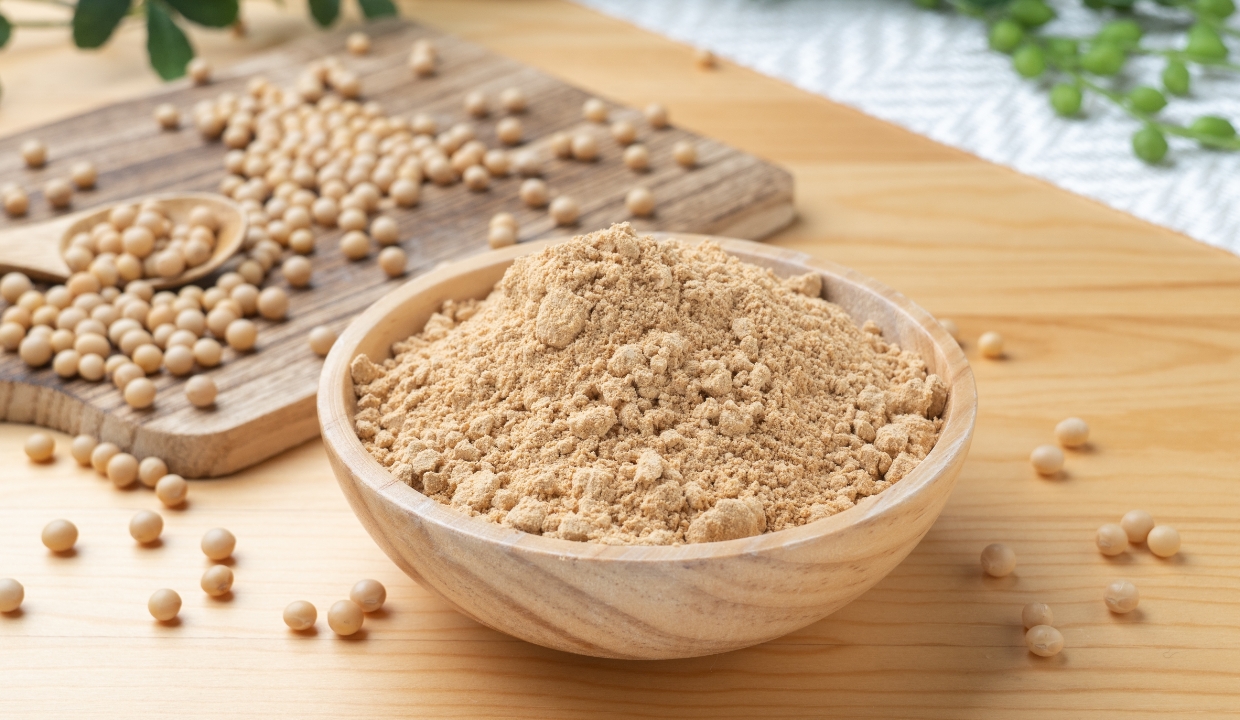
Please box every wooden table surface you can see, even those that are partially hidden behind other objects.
[1,1,1238,718]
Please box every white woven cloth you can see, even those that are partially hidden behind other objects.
[577,0,1240,253]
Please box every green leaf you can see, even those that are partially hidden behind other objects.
[147,1,195,80]
[1186,23,1229,62]
[358,0,398,19]
[308,0,341,27]
[73,0,132,49]
[165,0,239,28]
[0,14,11,49]
[1008,0,1055,28]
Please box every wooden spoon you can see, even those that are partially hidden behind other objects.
[0,193,246,290]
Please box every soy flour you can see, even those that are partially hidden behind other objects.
[352,224,946,545]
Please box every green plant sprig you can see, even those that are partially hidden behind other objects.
[0,0,397,82]
[915,0,1240,164]
[1074,72,1240,153]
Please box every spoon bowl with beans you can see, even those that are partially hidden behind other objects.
[0,193,245,290]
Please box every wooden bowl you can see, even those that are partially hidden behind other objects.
[318,234,977,660]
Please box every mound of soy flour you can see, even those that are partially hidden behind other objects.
[352,224,946,545]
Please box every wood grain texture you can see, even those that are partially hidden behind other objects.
[0,0,1238,717]
[318,235,976,659]
[0,17,792,479]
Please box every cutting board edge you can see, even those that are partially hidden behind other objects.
[0,376,321,477]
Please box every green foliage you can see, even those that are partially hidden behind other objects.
[309,0,342,27]
[1162,59,1191,96]
[146,0,194,80]
[1013,44,1046,77]
[1050,83,1083,116]
[1045,37,1080,66]
[917,0,1239,163]
[1128,86,1167,114]
[1009,0,1056,26]
[306,0,393,26]
[1097,19,1143,48]
[1081,42,1125,75]
[165,0,239,28]
[1189,116,1237,140]
[1132,126,1168,163]
[73,0,132,49]
[358,0,399,19]
[989,20,1025,52]
[1197,0,1236,19]
[9,0,400,87]
[1185,23,1229,61]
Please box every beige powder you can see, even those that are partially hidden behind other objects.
[352,224,946,545]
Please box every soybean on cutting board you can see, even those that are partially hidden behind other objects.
[0,18,793,478]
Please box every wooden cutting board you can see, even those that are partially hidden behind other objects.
[0,18,793,478]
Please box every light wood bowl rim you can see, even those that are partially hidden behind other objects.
[318,233,977,562]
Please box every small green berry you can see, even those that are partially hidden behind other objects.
[1009,0,1056,27]
[1013,45,1047,78]
[1050,83,1083,116]
[1128,86,1167,114]
[1097,19,1143,49]
[1132,126,1168,164]
[1186,24,1229,62]
[1081,43,1126,76]
[1189,116,1237,141]
[1045,37,1080,66]
[1197,0,1236,19]
[989,20,1025,54]
[1162,59,1191,96]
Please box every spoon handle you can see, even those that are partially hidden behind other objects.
[0,213,81,282]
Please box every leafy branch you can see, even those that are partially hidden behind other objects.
[0,0,397,81]
[915,0,1240,163]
